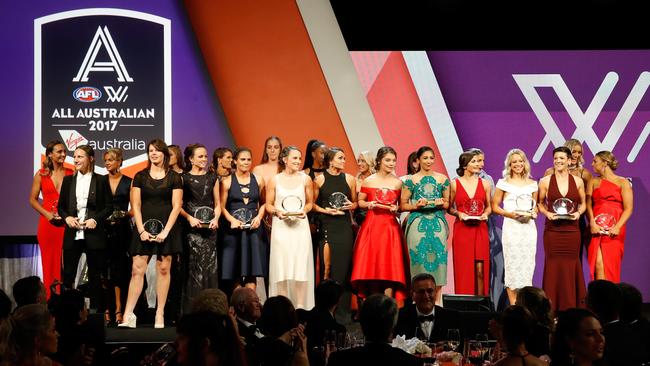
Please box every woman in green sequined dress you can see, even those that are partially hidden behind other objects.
[400,147,450,304]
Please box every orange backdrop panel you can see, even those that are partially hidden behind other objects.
[183,0,355,167]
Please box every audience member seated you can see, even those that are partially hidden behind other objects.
[516,286,553,359]
[586,279,648,366]
[0,290,11,320]
[328,294,423,366]
[550,308,605,366]
[0,304,61,366]
[12,276,46,308]
[231,287,265,366]
[50,289,95,366]
[492,305,546,366]
[618,282,650,360]
[175,311,247,366]
[191,288,229,315]
[257,296,309,366]
[394,273,460,342]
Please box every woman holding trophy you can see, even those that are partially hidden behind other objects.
[448,149,491,296]
[400,146,450,305]
[350,146,408,300]
[220,148,267,291]
[29,140,73,298]
[537,146,586,311]
[180,143,220,308]
[492,149,538,305]
[119,139,183,328]
[586,151,633,282]
[265,146,314,309]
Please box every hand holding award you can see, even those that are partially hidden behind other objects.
[194,206,215,229]
[462,198,485,221]
[50,200,65,227]
[372,188,398,212]
[552,198,576,220]
[327,192,350,215]
[143,219,164,241]
[513,194,535,222]
[594,213,617,235]
[232,208,253,229]
[281,195,304,219]
[415,181,441,207]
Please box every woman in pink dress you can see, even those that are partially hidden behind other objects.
[586,151,633,282]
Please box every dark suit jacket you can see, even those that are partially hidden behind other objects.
[327,342,423,366]
[58,173,112,250]
[394,303,461,343]
[237,318,293,366]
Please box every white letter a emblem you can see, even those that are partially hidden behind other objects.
[72,26,133,83]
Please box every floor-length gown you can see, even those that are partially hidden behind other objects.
[452,178,490,295]
[182,172,219,310]
[351,187,408,300]
[588,179,626,282]
[268,173,314,309]
[403,176,450,285]
[37,168,73,298]
[106,175,133,300]
[496,179,537,290]
[543,174,586,311]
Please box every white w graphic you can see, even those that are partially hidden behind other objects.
[104,86,129,102]
[72,26,133,83]
[513,72,650,162]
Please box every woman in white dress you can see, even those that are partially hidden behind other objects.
[265,146,315,309]
[491,149,538,305]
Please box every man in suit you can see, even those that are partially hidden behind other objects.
[58,145,111,314]
[327,294,423,366]
[394,273,460,342]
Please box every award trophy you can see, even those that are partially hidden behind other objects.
[50,200,64,227]
[143,219,164,240]
[594,213,617,234]
[462,198,485,220]
[513,194,535,218]
[282,195,304,217]
[552,198,576,220]
[374,187,397,210]
[414,181,440,205]
[232,208,254,229]
[106,209,127,226]
[194,206,215,229]
[328,192,350,210]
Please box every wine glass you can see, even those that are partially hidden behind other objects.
[447,328,460,351]
[467,340,483,365]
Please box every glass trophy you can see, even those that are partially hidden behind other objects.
[374,187,397,209]
[514,194,535,217]
[328,192,349,210]
[415,180,440,205]
[50,200,64,227]
[232,208,253,229]
[282,195,304,217]
[143,219,164,240]
[462,198,485,220]
[194,206,215,229]
[106,209,127,226]
[594,213,617,233]
[552,198,576,220]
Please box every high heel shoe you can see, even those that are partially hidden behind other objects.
[117,312,137,328]
[154,314,165,329]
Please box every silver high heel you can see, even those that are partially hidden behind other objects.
[154,314,164,329]
[117,312,137,328]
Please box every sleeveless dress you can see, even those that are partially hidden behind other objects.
[130,170,183,256]
[182,172,219,308]
[351,187,408,300]
[403,175,450,285]
[496,179,538,290]
[316,171,354,285]
[268,173,314,309]
[452,178,490,295]
[37,168,73,298]
[106,175,132,288]
[543,174,586,311]
[588,179,626,282]
[221,174,268,280]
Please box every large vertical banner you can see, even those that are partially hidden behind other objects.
[34,8,171,173]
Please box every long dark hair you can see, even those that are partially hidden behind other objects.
[146,139,170,171]
[456,148,483,176]
[302,139,326,170]
[183,143,207,172]
[406,151,418,175]
[278,146,301,172]
[324,147,344,169]
[374,146,397,171]
[168,144,185,171]
[41,140,65,174]
[260,136,282,164]
[210,147,233,173]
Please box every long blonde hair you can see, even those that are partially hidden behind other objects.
[564,139,584,166]
[502,148,532,179]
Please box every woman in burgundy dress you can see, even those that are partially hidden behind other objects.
[448,149,491,296]
[351,146,408,300]
[537,146,586,311]
[29,140,73,298]
[586,151,633,282]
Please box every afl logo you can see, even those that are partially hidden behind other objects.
[73,86,102,102]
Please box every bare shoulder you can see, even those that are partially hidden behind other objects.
[543,167,554,177]
[616,175,632,189]
[314,173,325,185]
[538,175,550,186]
[571,173,584,188]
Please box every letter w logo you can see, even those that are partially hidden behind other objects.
[513,72,650,163]
[73,26,133,83]
[104,86,129,102]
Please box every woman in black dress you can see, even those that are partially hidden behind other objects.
[119,139,183,329]
[220,148,268,291]
[103,148,132,325]
[302,140,328,180]
[180,143,220,311]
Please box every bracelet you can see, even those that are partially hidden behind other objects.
[139,230,145,235]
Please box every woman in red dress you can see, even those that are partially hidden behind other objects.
[538,146,586,311]
[586,151,633,282]
[351,146,408,300]
[29,140,73,298]
[448,149,491,296]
